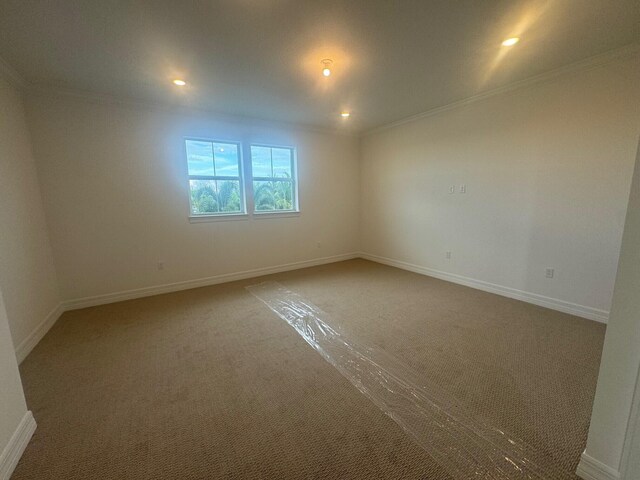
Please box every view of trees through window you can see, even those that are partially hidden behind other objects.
[253,176,294,211]
[185,139,297,216]
[189,180,242,214]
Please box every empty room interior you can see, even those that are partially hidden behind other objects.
[1,1,640,479]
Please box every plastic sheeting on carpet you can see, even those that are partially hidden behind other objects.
[247,281,573,480]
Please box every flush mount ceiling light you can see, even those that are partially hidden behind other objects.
[172,79,187,86]
[321,59,333,77]
[341,112,350,118]
[501,37,520,47]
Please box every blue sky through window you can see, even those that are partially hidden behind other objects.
[272,148,292,178]
[213,143,239,176]
[251,146,271,177]
[186,140,240,177]
[251,146,292,178]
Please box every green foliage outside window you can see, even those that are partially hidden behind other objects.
[190,180,242,214]
[253,173,294,211]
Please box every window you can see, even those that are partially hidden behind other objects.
[251,145,297,213]
[183,140,298,220]
[185,139,245,216]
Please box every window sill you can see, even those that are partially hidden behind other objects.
[252,211,300,219]
[189,214,249,223]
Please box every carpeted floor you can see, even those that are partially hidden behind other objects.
[12,259,606,479]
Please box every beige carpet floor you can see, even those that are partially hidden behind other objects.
[12,259,605,479]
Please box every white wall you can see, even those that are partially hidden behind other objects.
[580,141,640,479]
[0,76,60,351]
[360,54,640,318]
[25,94,360,301]
[0,286,32,478]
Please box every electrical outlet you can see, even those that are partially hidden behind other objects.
[316,241,321,249]
[448,186,455,194]
[545,268,554,278]
[460,184,466,194]
[157,261,165,271]
[445,251,452,260]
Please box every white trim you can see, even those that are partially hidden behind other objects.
[15,254,357,362]
[0,411,36,480]
[577,452,621,480]
[18,44,639,137]
[15,303,65,364]
[620,361,640,479]
[359,252,609,323]
[17,251,609,364]
[189,214,249,223]
[62,253,359,311]
[252,211,300,219]
[0,55,25,89]
[364,43,640,136]
[26,84,358,138]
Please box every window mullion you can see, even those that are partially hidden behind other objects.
[211,142,217,177]
[189,175,239,181]
[270,148,274,177]
[252,177,292,182]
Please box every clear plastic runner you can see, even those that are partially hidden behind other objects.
[247,281,572,480]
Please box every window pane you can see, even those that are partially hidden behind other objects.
[273,181,294,210]
[186,140,215,176]
[190,179,243,215]
[251,146,272,177]
[253,181,274,211]
[213,142,239,177]
[272,148,292,178]
[253,180,293,211]
[216,179,243,213]
[190,179,219,214]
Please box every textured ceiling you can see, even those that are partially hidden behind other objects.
[0,0,638,132]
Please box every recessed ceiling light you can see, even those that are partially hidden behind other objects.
[501,37,520,47]
[172,79,187,86]
[341,112,350,118]
[321,59,333,77]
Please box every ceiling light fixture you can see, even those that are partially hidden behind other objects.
[341,112,350,118]
[501,37,520,47]
[172,79,187,86]
[321,59,333,77]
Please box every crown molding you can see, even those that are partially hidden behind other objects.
[363,43,640,137]
[12,42,640,138]
[26,83,359,138]
[0,55,25,89]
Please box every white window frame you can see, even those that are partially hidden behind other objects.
[250,143,299,215]
[184,137,248,221]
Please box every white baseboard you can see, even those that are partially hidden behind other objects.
[15,303,65,364]
[577,452,620,480]
[15,253,359,364]
[63,252,360,311]
[0,411,36,480]
[359,252,609,323]
[17,250,608,366]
